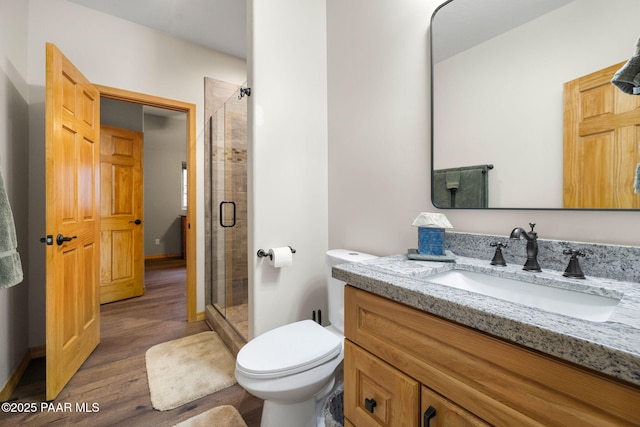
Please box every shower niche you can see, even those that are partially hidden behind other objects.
[204,78,248,342]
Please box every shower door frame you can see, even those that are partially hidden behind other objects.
[204,78,249,340]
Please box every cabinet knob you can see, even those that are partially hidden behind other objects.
[364,398,377,413]
[423,405,437,426]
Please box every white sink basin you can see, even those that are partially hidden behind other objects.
[426,270,620,322]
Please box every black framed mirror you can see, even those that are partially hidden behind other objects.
[430,0,640,209]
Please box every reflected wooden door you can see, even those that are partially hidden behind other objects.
[100,125,144,304]
[564,61,640,208]
[45,43,100,400]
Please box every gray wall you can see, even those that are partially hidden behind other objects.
[143,113,187,257]
[0,0,30,392]
[101,98,143,131]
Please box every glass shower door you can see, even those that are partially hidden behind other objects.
[209,84,248,340]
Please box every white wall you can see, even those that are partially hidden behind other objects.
[327,0,640,257]
[26,0,246,346]
[248,0,328,337]
[328,0,432,255]
[434,0,640,208]
[0,0,30,395]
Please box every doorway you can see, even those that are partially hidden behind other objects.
[97,85,198,321]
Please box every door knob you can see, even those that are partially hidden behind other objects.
[40,235,53,245]
[130,219,142,225]
[56,234,77,246]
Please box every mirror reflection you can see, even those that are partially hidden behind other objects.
[431,0,640,209]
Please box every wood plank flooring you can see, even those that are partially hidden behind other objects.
[2,258,262,427]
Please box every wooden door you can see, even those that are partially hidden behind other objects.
[564,61,640,208]
[99,125,144,304]
[45,43,100,400]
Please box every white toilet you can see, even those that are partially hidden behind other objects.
[235,249,378,427]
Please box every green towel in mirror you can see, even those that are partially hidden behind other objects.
[433,164,490,208]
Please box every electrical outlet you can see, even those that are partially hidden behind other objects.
[155,238,160,245]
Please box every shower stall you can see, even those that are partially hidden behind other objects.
[204,78,248,342]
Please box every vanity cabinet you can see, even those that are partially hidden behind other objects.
[343,286,640,426]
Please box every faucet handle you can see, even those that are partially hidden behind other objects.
[562,249,585,258]
[490,241,507,266]
[563,249,586,279]
[529,223,536,232]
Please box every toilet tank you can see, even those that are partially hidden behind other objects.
[326,249,378,333]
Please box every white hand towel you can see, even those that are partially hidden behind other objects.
[611,37,640,95]
[0,169,23,288]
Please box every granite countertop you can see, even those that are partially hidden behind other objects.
[334,254,640,387]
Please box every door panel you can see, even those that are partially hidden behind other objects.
[564,61,640,208]
[99,125,144,304]
[45,43,100,400]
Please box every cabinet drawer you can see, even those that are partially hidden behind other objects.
[421,386,490,427]
[344,340,420,426]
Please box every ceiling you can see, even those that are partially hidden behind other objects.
[68,0,576,65]
[432,0,576,62]
[68,0,247,59]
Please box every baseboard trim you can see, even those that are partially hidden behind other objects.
[0,352,29,402]
[144,253,182,261]
[30,345,46,359]
[0,345,47,402]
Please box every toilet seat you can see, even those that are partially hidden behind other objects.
[236,320,342,379]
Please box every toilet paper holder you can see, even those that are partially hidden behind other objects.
[257,246,296,260]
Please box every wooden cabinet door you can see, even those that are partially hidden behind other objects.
[421,386,490,427]
[344,340,420,426]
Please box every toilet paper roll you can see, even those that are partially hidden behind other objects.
[268,247,293,268]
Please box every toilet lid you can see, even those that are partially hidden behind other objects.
[236,320,342,379]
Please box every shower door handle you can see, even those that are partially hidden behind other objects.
[219,201,236,228]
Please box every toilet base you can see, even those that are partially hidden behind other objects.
[259,378,336,427]
[261,397,317,427]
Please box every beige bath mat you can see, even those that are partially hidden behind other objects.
[145,331,237,411]
[172,405,248,427]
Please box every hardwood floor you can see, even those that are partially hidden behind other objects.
[2,258,262,427]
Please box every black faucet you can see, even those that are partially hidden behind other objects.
[509,223,541,272]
